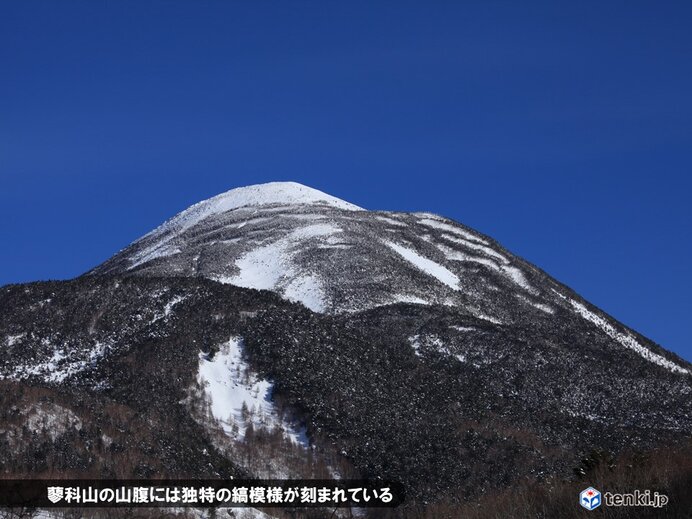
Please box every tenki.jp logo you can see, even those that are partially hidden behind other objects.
[580,487,601,511]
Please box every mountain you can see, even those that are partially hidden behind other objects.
[1,182,690,518]
[92,182,687,375]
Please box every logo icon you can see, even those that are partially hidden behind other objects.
[580,487,602,510]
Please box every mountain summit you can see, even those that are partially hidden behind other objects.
[140,181,363,237]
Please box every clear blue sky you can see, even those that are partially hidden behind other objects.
[1,2,690,361]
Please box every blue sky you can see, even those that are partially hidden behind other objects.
[1,1,690,361]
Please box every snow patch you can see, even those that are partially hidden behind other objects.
[317,244,351,250]
[197,337,308,446]
[384,241,460,291]
[439,245,499,269]
[289,223,340,240]
[6,333,25,346]
[374,214,407,227]
[25,402,82,441]
[287,214,327,221]
[451,325,476,332]
[418,218,489,244]
[128,240,181,270]
[470,311,503,325]
[438,244,532,292]
[283,275,326,312]
[228,240,288,291]
[164,295,187,316]
[5,341,110,384]
[150,295,188,323]
[516,294,554,314]
[392,294,432,305]
[220,224,338,311]
[558,294,688,375]
[408,335,423,357]
[409,334,467,363]
[503,266,532,292]
[440,235,508,263]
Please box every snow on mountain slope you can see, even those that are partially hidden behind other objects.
[89,182,689,375]
[384,241,461,291]
[138,181,361,238]
[556,292,688,374]
[197,336,308,445]
[222,223,342,312]
[90,182,542,314]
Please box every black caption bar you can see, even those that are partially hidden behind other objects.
[0,479,404,508]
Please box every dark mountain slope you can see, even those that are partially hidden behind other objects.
[1,276,689,507]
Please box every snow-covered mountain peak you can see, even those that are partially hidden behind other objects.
[143,181,362,239]
[207,181,363,213]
